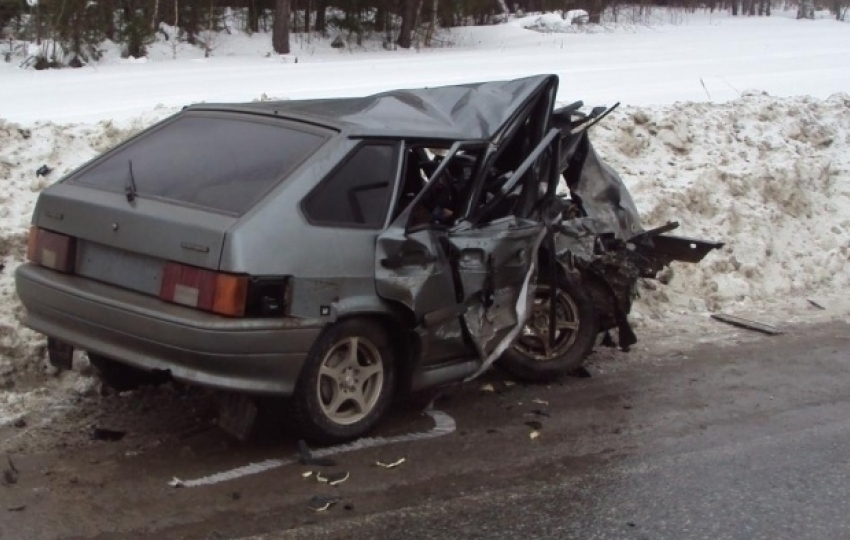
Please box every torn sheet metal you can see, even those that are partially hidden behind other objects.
[710,314,785,335]
[211,75,560,142]
[465,224,546,380]
[562,133,644,241]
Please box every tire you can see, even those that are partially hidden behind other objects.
[87,353,168,392]
[289,318,396,445]
[497,273,598,382]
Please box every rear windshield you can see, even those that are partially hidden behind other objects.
[69,113,332,215]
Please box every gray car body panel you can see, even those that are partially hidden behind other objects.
[188,74,555,141]
[16,264,321,394]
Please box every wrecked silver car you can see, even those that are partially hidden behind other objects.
[15,75,720,443]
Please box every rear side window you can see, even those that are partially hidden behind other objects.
[69,114,331,215]
[303,143,398,228]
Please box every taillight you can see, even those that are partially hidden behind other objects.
[27,226,76,273]
[160,262,248,317]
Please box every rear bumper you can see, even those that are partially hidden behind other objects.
[15,263,324,395]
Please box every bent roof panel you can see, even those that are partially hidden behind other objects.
[189,74,558,140]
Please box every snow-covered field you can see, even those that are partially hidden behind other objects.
[1,10,849,425]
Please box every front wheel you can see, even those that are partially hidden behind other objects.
[498,274,598,382]
[289,318,396,444]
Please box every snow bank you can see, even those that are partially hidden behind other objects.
[0,93,848,420]
[0,110,175,407]
[588,93,850,325]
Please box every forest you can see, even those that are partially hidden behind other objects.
[1,0,847,68]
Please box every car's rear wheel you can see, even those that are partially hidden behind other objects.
[498,274,598,382]
[87,353,167,392]
[290,318,396,444]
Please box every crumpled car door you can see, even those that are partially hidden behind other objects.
[376,214,545,377]
[447,217,546,378]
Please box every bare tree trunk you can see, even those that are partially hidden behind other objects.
[105,0,116,40]
[152,0,160,30]
[588,0,604,23]
[424,0,436,46]
[247,0,259,32]
[303,0,310,33]
[273,0,290,53]
[731,0,738,15]
[315,0,326,33]
[397,0,415,48]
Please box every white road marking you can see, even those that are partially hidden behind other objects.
[171,409,456,488]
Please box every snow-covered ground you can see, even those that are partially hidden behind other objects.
[2,12,850,123]
[1,10,849,425]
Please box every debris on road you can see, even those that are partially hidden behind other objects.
[480,383,495,393]
[297,440,337,467]
[316,471,349,486]
[91,427,126,441]
[3,456,19,485]
[524,420,543,431]
[375,457,406,469]
[217,393,258,441]
[531,398,549,406]
[308,494,341,512]
[529,430,540,440]
[7,505,26,512]
[808,299,827,310]
[12,418,26,428]
[710,314,785,335]
[168,477,185,488]
[301,471,313,479]
[35,164,52,177]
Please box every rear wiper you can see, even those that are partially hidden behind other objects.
[125,160,138,203]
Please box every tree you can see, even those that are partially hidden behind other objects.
[397,0,415,48]
[272,0,289,53]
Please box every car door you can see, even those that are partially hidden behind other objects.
[375,143,545,373]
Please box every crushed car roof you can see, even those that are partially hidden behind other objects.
[187,74,558,141]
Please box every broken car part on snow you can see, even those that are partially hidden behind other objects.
[16,75,720,444]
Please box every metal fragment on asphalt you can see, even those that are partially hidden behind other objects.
[710,313,785,335]
[308,494,341,512]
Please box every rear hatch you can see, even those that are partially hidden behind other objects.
[30,110,332,310]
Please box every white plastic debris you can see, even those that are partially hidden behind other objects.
[375,457,406,469]
[168,477,185,488]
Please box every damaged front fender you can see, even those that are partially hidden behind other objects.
[553,132,724,350]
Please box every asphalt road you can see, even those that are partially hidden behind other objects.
[1,320,849,540]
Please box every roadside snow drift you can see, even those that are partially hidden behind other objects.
[595,93,850,324]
